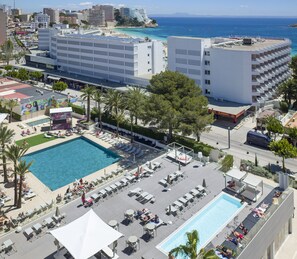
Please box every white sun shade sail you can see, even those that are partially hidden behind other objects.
[226,168,247,181]
[50,209,123,259]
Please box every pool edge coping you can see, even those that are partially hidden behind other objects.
[156,192,247,256]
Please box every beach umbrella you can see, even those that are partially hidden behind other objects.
[55,206,61,217]
[178,162,181,171]
[168,205,171,214]
[148,161,153,170]
[167,175,171,185]
[202,178,206,188]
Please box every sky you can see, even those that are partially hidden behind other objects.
[1,0,297,17]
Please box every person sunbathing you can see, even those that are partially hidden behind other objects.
[253,208,265,218]
[274,191,282,198]
[227,237,239,246]
[228,181,236,188]
[239,223,249,235]
[233,231,244,240]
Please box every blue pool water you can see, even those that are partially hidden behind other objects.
[22,137,120,190]
[158,193,243,256]
[26,118,50,127]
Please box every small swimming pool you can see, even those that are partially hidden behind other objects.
[22,137,120,190]
[26,118,50,127]
[158,193,244,257]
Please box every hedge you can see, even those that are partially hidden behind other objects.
[91,111,214,156]
[220,154,234,172]
[70,103,85,115]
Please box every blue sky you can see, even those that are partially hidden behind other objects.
[1,0,297,17]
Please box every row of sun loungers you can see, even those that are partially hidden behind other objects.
[23,212,66,241]
[166,185,206,216]
[128,188,156,204]
[115,142,144,158]
[159,170,184,187]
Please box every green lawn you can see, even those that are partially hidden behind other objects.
[16,133,55,148]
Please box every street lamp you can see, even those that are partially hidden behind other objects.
[228,127,231,149]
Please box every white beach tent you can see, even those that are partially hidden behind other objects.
[50,209,123,259]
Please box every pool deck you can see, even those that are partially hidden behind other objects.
[1,119,158,224]
[0,155,277,259]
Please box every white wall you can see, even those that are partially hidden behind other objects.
[208,49,252,104]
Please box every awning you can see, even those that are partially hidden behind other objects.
[50,209,123,259]
[50,107,72,114]
[0,113,8,123]
[243,173,263,188]
[226,168,247,181]
[47,76,61,80]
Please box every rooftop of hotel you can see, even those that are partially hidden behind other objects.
[56,33,151,44]
[211,37,290,51]
[0,145,290,259]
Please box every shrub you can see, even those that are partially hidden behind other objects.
[220,154,234,172]
[279,101,289,113]
[240,159,274,179]
[70,103,85,115]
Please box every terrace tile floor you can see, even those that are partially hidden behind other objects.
[0,156,275,259]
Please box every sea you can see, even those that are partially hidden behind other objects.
[115,17,297,56]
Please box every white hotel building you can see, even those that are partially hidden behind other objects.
[168,36,291,106]
[35,29,165,86]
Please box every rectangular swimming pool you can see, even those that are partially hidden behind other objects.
[26,118,50,127]
[22,137,120,190]
[158,193,244,256]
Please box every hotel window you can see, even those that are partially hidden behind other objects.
[204,51,210,56]
[205,70,210,75]
[205,60,210,66]
[205,89,211,94]
[205,80,211,85]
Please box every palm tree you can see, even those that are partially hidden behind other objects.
[104,89,126,137]
[16,160,33,208]
[6,144,29,206]
[0,126,15,183]
[5,99,19,123]
[81,85,96,122]
[169,230,218,259]
[126,87,146,142]
[92,90,104,129]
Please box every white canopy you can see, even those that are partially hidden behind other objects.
[50,209,123,259]
[50,107,72,114]
[0,113,8,124]
[226,168,247,181]
[243,173,263,188]
[47,76,61,80]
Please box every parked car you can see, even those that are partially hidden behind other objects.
[246,130,271,149]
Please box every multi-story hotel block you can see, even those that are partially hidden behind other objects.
[30,29,165,86]
[0,8,7,45]
[168,36,291,106]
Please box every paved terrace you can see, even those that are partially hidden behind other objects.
[0,156,276,259]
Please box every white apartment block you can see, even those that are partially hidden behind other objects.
[168,36,291,106]
[33,13,50,29]
[36,29,165,86]
[0,9,7,45]
[43,8,59,24]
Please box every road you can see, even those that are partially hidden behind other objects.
[200,121,297,173]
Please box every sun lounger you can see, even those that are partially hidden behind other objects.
[196,185,205,192]
[24,191,36,200]
[143,166,154,174]
[129,187,142,196]
[159,179,168,187]
[190,189,200,197]
[173,200,183,209]
[178,197,188,206]
[137,191,149,201]
[136,151,144,158]
[142,194,154,203]
[99,189,107,197]
[184,193,194,201]
[24,227,34,240]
